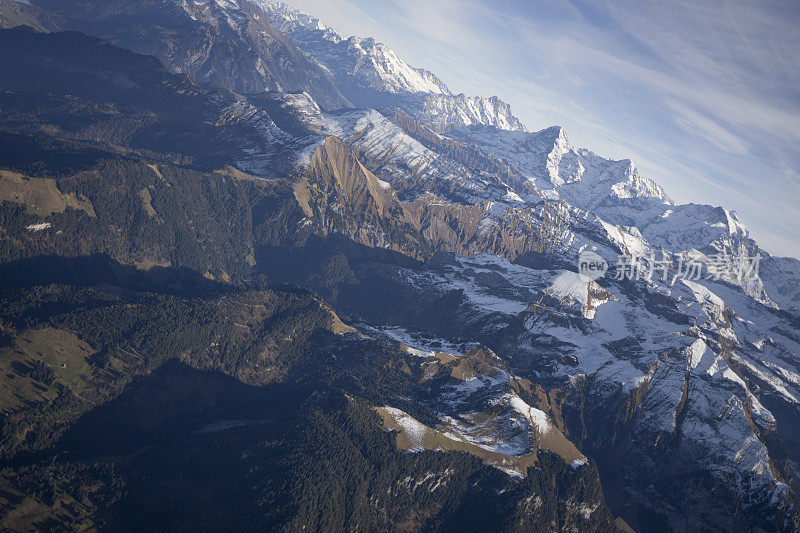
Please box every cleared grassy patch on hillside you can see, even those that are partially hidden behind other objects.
[0,170,95,217]
[15,327,95,392]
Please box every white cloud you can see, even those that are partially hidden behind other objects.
[667,100,749,155]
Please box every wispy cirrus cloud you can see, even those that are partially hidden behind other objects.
[666,100,748,156]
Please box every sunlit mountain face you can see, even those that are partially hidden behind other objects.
[0,1,798,531]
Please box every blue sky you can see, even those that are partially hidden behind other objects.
[284,0,800,258]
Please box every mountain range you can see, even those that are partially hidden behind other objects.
[0,0,799,531]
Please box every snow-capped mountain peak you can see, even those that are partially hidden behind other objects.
[260,1,451,96]
[542,125,571,186]
[180,0,248,30]
[342,35,452,95]
[265,1,339,39]
[448,124,671,208]
[416,93,526,133]
[256,0,525,132]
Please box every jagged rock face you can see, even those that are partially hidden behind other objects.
[262,2,450,96]
[344,110,530,205]
[30,0,349,108]
[294,138,569,264]
[298,135,552,261]
[297,137,428,258]
[761,256,800,315]
[304,137,398,220]
[447,125,671,209]
[260,1,526,133]
[413,93,526,134]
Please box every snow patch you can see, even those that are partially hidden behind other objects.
[509,394,552,434]
[570,457,588,468]
[383,407,428,451]
[26,222,51,232]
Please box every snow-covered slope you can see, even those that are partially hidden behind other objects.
[414,93,525,133]
[441,124,793,305]
[379,251,800,530]
[448,125,671,210]
[259,1,526,133]
[238,92,531,205]
[369,341,584,477]
[760,255,800,315]
[261,2,449,95]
